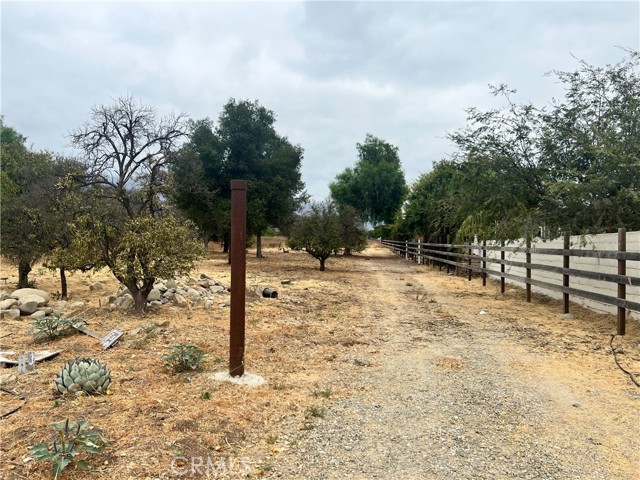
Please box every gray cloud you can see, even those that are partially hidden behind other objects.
[2,1,638,200]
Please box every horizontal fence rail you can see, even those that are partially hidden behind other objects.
[381,228,639,335]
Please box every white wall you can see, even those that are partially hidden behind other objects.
[485,231,640,320]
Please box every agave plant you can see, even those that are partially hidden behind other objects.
[54,358,111,395]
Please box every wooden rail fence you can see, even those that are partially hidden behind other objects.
[381,228,639,336]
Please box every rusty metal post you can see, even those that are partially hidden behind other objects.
[617,228,626,335]
[563,232,570,315]
[500,240,505,294]
[229,180,247,377]
[526,237,532,303]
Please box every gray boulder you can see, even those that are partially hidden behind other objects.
[30,310,47,319]
[12,288,50,303]
[0,298,18,310]
[147,289,162,302]
[173,293,188,308]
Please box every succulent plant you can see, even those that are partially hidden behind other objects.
[54,358,111,395]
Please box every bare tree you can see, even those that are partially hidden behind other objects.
[69,97,202,311]
[70,95,188,218]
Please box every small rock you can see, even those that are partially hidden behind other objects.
[281,279,292,285]
[129,327,144,335]
[147,289,162,302]
[173,294,188,308]
[30,310,47,319]
[52,300,68,310]
[209,285,225,294]
[154,319,170,327]
[0,298,18,310]
[165,279,178,290]
[562,313,575,319]
[0,309,20,320]
[479,310,488,315]
[148,300,163,310]
[204,300,214,311]
[89,282,104,291]
[69,301,85,308]
[200,273,212,280]
[119,297,134,310]
[18,299,44,315]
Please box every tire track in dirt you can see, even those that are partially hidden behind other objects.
[269,247,639,479]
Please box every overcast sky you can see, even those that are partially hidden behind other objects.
[1,1,638,201]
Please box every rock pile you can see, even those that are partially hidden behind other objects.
[108,273,230,311]
[0,288,52,320]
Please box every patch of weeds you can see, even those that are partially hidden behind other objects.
[405,282,413,287]
[353,358,369,367]
[200,391,211,401]
[249,317,261,325]
[30,314,79,342]
[300,423,315,431]
[265,434,278,445]
[312,385,332,399]
[129,325,158,350]
[163,344,205,373]
[28,419,109,479]
[304,406,326,419]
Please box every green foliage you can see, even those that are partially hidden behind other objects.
[163,344,205,372]
[54,358,111,396]
[304,406,326,419]
[30,314,78,342]
[337,205,368,254]
[171,100,307,257]
[70,96,196,310]
[287,200,342,271]
[395,50,639,244]
[28,418,109,480]
[330,134,407,226]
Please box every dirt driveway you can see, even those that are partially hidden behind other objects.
[265,242,640,479]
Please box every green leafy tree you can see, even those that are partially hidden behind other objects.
[337,205,368,255]
[70,96,202,310]
[447,85,546,242]
[330,134,407,226]
[0,120,56,287]
[401,160,463,243]
[172,100,306,258]
[540,49,640,234]
[287,200,342,271]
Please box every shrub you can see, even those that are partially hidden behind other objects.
[163,344,205,372]
[30,314,78,342]
[28,419,109,479]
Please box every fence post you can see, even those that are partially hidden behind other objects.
[526,237,532,303]
[563,232,570,315]
[417,239,421,265]
[405,240,409,260]
[500,240,505,294]
[617,228,626,335]
[482,239,487,287]
[467,242,472,281]
[445,235,450,274]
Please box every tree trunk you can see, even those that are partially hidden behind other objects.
[60,267,68,300]
[18,259,32,288]
[319,258,326,271]
[256,233,263,258]
[343,249,352,256]
[125,280,154,312]
[203,238,209,253]
[223,238,229,253]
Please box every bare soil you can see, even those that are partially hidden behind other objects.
[0,239,638,479]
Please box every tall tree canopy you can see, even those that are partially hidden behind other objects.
[330,134,407,226]
[70,96,202,310]
[1,119,55,287]
[396,50,639,244]
[171,99,306,257]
